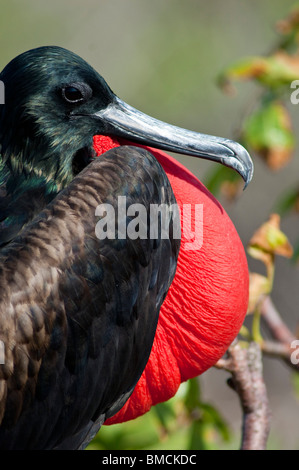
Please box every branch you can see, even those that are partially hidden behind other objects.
[260,295,296,343]
[216,341,271,450]
[260,295,299,371]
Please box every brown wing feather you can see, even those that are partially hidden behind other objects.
[0,146,180,449]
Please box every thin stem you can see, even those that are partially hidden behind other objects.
[252,308,263,344]
[260,296,297,344]
[215,341,271,450]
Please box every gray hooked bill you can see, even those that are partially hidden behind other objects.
[93,97,254,189]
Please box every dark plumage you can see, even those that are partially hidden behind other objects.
[0,46,252,449]
[0,146,178,449]
[0,47,180,449]
[0,47,115,245]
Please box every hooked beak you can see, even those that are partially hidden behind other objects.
[92,96,254,189]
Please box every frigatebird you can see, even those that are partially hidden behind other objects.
[0,46,253,449]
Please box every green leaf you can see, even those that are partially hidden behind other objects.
[218,56,269,92]
[184,377,201,411]
[292,240,299,263]
[242,100,294,170]
[199,403,231,441]
[183,378,231,450]
[275,186,299,215]
[248,214,293,259]
[189,421,215,450]
[244,101,293,150]
[218,52,299,91]
[204,164,241,198]
[291,372,299,398]
[153,401,176,430]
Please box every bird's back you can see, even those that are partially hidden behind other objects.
[0,146,180,449]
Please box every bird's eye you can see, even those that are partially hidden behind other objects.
[61,83,92,104]
[63,86,83,102]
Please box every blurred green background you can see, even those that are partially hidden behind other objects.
[1,0,298,450]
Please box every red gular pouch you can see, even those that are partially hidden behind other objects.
[93,135,249,425]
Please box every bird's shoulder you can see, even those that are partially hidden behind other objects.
[0,154,57,247]
[0,145,180,449]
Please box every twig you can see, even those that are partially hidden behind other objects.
[260,296,296,344]
[260,295,299,371]
[216,341,271,450]
[261,339,292,359]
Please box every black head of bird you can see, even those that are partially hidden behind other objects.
[0,46,253,191]
[0,46,253,449]
[0,47,115,189]
[0,47,252,247]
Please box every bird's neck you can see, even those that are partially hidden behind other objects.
[0,141,77,247]
[1,152,60,202]
[0,135,90,199]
